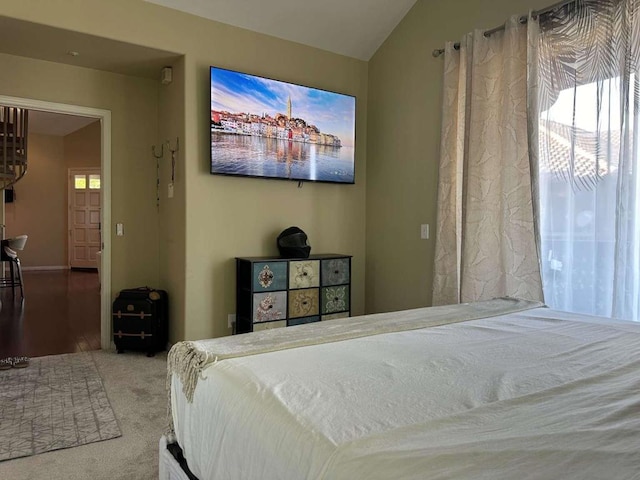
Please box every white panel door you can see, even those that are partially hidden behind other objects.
[68,168,101,268]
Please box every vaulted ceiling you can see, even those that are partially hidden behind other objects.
[145,0,418,60]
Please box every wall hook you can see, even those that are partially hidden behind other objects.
[152,143,164,159]
[152,144,165,210]
[166,137,179,183]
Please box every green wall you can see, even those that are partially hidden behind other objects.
[0,0,560,341]
[366,0,552,313]
[0,0,368,341]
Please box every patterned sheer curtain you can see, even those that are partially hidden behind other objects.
[432,16,543,305]
[528,0,640,321]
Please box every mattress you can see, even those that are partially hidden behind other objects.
[169,304,640,479]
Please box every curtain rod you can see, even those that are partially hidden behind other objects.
[431,0,576,57]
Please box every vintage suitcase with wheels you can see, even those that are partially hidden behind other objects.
[112,287,168,357]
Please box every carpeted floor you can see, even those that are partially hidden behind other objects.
[0,349,168,480]
[0,353,121,462]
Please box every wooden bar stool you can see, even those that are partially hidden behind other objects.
[0,235,27,299]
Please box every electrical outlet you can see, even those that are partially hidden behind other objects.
[227,313,236,329]
[420,224,429,240]
[116,223,124,236]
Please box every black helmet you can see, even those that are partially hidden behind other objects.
[277,226,311,258]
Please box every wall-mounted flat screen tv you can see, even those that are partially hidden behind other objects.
[210,66,356,184]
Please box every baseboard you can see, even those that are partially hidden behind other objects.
[22,265,69,271]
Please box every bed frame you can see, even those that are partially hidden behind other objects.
[159,435,197,480]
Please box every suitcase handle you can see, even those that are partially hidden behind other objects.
[125,287,161,301]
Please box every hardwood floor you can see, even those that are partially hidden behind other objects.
[0,269,101,359]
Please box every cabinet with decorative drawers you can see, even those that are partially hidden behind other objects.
[235,254,352,334]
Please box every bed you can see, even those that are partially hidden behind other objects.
[160,297,640,479]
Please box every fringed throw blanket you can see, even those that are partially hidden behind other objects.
[167,297,544,414]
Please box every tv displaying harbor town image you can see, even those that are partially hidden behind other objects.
[210,66,356,184]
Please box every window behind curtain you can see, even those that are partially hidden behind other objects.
[530,0,640,321]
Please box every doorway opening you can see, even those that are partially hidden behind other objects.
[0,94,112,351]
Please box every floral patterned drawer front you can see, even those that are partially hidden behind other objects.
[287,316,320,326]
[289,260,320,289]
[252,262,287,292]
[253,291,287,323]
[321,258,350,286]
[253,320,286,331]
[321,285,350,314]
[288,288,319,319]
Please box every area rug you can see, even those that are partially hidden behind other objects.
[0,352,121,462]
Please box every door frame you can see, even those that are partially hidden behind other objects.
[0,94,112,350]
[68,167,102,268]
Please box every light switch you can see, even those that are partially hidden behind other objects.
[420,224,429,240]
[168,183,174,198]
[116,223,124,236]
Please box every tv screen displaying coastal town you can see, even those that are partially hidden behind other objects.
[210,66,356,184]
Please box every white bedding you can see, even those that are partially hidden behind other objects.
[171,306,640,480]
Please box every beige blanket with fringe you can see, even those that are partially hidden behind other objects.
[167,297,544,407]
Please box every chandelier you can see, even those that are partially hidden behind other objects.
[0,106,28,191]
